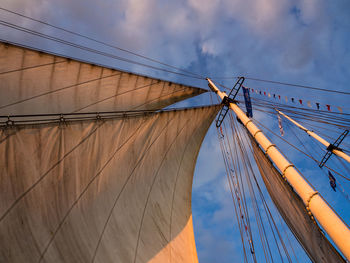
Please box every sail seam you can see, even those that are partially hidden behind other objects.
[72,81,160,113]
[37,117,145,262]
[169,107,218,263]
[91,113,177,262]
[131,87,189,111]
[0,121,105,223]
[169,131,194,263]
[133,115,191,263]
[0,73,122,111]
[0,60,67,75]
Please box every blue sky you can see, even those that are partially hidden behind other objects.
[1,0,350,262]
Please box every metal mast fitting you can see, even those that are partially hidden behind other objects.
[207,78,350,261]
[275,109,350,166]
[207,77,245,127]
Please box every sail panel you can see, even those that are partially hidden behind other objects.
[250,138,345,263]
[0,41,206,115]
[0,105,220,263]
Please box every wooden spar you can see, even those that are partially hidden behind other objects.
[206,78,350,261]
[276,109,350,164]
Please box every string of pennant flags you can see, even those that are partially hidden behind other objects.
[239,86,350,195]
[245,86,345,113]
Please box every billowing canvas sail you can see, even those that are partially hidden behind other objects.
[0,105,220,262]
[0,41,206,115]
[250,138,345,263]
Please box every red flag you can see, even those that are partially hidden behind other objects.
[278,95,281,100]
[299,99,303,105]
[264,91,266,96]
[326,104,331,111]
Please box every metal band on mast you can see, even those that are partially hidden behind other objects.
[275,109,350,165]
[207,78,350,261]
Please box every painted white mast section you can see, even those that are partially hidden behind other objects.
[206,78,350,261]
[276,109,350,164]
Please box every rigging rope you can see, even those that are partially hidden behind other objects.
[219,121,258,263]
[0,20,204,80]
[0,60,67,75]
[210,76,350,95]
[0,7,205,80]
[253,118,350,181]
[217,111,297,262]
[232,115,293,263]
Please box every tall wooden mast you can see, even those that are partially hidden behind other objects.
[207,78,350,261]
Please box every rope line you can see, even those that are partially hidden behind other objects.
[0,60,66,75]
[0,20,204,80]
[210,76,350,95]
[0,72,121,110]
[253,118,350,181]
[0,7,204,79]
[91,114,176,262]
[133,118,190,263]
[0,121,105,223]
[38,118,143,262]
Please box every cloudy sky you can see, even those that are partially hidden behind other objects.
[1,0,349,262]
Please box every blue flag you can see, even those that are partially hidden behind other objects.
[242,86,253,118]
[328,171,336,191]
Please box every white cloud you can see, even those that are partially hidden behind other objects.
[1,1,350,261]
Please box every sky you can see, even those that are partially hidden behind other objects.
[1,0,350,262]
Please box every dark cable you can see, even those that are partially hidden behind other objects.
[210,76,350,95]
[0,7,204,79]
[0,20,204,80]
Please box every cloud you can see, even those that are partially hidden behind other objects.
[1,1,350,261]
[2,0,349,89]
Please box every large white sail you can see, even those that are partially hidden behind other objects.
[0,105,220,262]
[0,42,206,115]
[0,41,220,262]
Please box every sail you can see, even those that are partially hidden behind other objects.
[0,41,206,115]
[0,105,220,262]
[250,138,345,263]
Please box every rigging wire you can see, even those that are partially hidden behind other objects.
[217,129,249,263]
[220,120,259,262]
[249,96,350,117]
[210,76,350,95]
[232,115,292,263]
[0,72,121,110]
[252,106,350,131]
[253,107,350,148]
[228,117,273,263]
[276,213,301,263]
[282,121,350,202]
[0,20,204,80]
[218,112,298,262]
[0,7,205,80]
[252,118,350,181]
[0,60,67,75]
[2,5,349,101]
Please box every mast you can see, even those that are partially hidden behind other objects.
[276,109,350,164]
[207,78,350,261]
